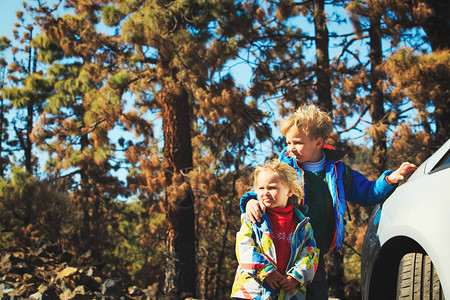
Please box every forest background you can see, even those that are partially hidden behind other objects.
[0,0,448,299]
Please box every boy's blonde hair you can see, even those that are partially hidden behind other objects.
[253,159,304,207]
[280,104,333,141]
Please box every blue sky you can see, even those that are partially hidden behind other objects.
[0,0,23,40]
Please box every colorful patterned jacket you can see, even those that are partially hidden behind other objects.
[240,147,398,254]
[231,204,319,300]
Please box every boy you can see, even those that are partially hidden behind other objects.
[241,104,417,299]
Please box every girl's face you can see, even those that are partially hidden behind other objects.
[256,170,292,209]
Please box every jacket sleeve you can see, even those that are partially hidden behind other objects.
[286,222,320,287]
[235,215,276,281]
[239,192,258,213]
[348,169,397,206]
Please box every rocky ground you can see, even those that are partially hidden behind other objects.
[0,244,157,299]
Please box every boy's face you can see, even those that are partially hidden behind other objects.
[256,170,292,209]
[285,127,323,164]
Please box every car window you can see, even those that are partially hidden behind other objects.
[430,149,450,174]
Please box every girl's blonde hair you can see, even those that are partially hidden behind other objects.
[253,159,304,207]
[280,104,333,140]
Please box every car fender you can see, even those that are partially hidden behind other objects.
[377,167,450,298]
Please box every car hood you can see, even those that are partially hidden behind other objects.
[405,138,450,182]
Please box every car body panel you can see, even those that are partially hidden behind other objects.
[378,167,450,298]
[362,138,450,299]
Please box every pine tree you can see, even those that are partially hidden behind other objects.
[380,0,450,149]
[346,0,391,175]
[367,0,387,174]
[347,0,449,155]
[112,0,268,297]
[24,0,128,256]
[383,49,450,155]
[313,0,333,112]
[2,10,51,175]
[382,0,450,51]
[0,36,11,177]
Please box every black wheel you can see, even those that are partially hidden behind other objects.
[397,253,445,300]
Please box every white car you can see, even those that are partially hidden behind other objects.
[361,138,450,300]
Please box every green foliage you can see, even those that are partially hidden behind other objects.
[31,34,64,63]
[102,5,126,27]
[46,93,69,114]
[2,74,52,108]
[100,200,166,285]
[0,167,36,200]
[108,71,131,90]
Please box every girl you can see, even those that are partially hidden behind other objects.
[231,159,319,300]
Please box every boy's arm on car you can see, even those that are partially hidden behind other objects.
[349,162,417,206]
[386,162,417,184]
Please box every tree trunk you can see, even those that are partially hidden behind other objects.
[0,95,4,177]
[421,0,450,51]
[25,104,33,174]
[214,216,230,299]
[79,133,92,253]
[434,98,450,147]
[313,0,342,296]
[161,82,197,299]
[369,12,387,174]
[313,0,332,113]
[420,0,450,146]
[25,29,36,174]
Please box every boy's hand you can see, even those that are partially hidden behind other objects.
[265,271,284,290]
[245,199,266,224]
[280,275,299,294]
[387,162,418,184]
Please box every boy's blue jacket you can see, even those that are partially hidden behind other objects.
[240,146,398,253]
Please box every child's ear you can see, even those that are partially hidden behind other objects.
[315,137,324,148]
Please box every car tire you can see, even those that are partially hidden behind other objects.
[396,252,445,299]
